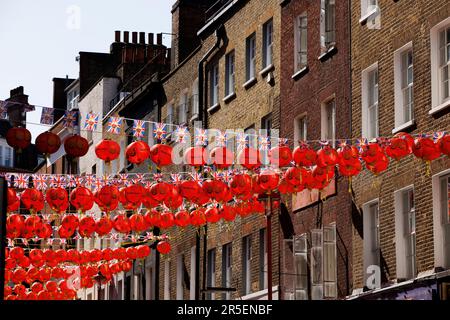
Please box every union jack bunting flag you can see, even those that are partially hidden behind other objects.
[132,174,144,185]
[4,173,13,187]
[84,174,95,187]
[153,173,163,182]
[211,172,223,180]
[32,174,47,190]
[144,181,153,188]
[319,140,330,147]
[170,173,182,185]
[133,120,146,139]
[63,110,78,128]
[107,117,123,135]
[355,138,368,152]
[119,174,131,187]
[0,100,7,119]
[50,175,66,188]
[84,112,99,131]
[236,133,248,149]
[433,131,446,142]
[216,131,228,147]
[67,175,83,188]
[40,107,54,125]
[338,140,351,149]
[15,174,29,189]
[93,178,104,192]
[195,128,208,146]
[174,126,189,143]
[153,123,167,140]
[258,135,271,151]
[190,172,202,182]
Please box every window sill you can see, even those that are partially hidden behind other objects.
[223,92,236,104]
[190,114,199,123]
[259,64,275,77]
[359,8,379,26]
[318,46,337,62]
[292,66,309,80]
[429,100,450,116]
[243,77,257,90]
[392,119,416,134]
[207,103,220,114]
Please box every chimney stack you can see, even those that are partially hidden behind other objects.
[132,32,138,44]
[124,31,129,43]
[148,33,154,45]
[139,32,145,44]
[115,30,121,42]
[157,33,163,45]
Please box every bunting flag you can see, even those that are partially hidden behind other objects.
[258,135,271,151]
[50,175,66,188]
[93,178,104,192]
[174,126,189,143]
[15,174,29,189]
[170,173,182,185]
[40,107,54,125]
[32,174,47,190]
[153,123,167,140]
[63,110,78,128]
[195,128,208,146]
[338,140,351,149]
[190,172,202,182]
[216,131,228,147]
[67,175,83,188]
[84,112,99,131]
[0,100,7,119]
[279,138,289,146]
[132,174,144,185]
[433,131,446,142]
[133,120,146,139]
[153,173,163,182]
[236,133,248,150]
[84,174,95,188]
[107,117,123,135]
[119,174,131,187]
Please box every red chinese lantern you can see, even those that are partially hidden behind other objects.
[149,182,171,202]
[129,214,147,232]
[35,131,61,157]
[412,137,441,162]
[312,166,335,185]
[113,214,131,234]
[338,159,362,177]
[337,144,360,164]
[269,144,293,167]
[6,127,31,151]
[156,241,171,254]
[361,142,384,165]
[229,174,253,196]
[70,187,94,213]
[190,209,206,227]
[163,185,183,210]
[366,153,390,175]
[136,245,151,259]
[205,207,221,223]
[6,214,24,238]
[7,189,20,213]
[58,225,75,239]
[184,147,207,167]
[179,180,201,201]
[174,210,191,227]
[385,132,414,161]
[210,146,234,169]
[159,212,175,229]
[293,144,317,167]
[283,167,307,186]
[34,223,52,239]
[95,139,120,163]
[144,209,161,228]
[126,141,151,165]
[238,147,261,170]
[142,187,159,209]
[150,144,173,167]
[95,185,119,212]
[221,205,237,222]
[78,216,96,237]
[257,171,280,192]
[120,185,144,209]
[10,247,25,260]
[64,135,89,158]
[45,187,69,213]
[21,189,45,212]
[316,145,338,168]
[61,215,79,231]
[438,134,450,157]
[96,216,113,236]
[121,261,133,272]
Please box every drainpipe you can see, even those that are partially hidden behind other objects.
[347,0,353,296]
[196,25,226,300]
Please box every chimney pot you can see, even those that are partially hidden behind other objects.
[132,32,138,44]
[157,33,163,45]
[115,30,121,42]
[139,32,145,44]
[148,33,154,45]
[124,31,129,43]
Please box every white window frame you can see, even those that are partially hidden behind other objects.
[361,62,379,140]
[191,79,199,121]
[259,229,268,290]
[360,0,379,23]
[393,42,415,133]
[222,243,232,300]
[321,98,336,147]
[430,17,450,114]
[178,92,188,125]
[320,0,336,52]
[294,114,307,147]
[323,223,337,299]
[176,254,184,300]
[310,229,323,299]
[242,235,252,295]
[190,246,196,300]
[363,199,380,286]
[164,260,171,300]
[246,33,257,81]
[394,186,416,280]
[210,63,219,107]
[293,233,308,300]
[207,248,216,300]
[262,19,274,68]
[166,103,174,135]
[432,169,450,269]
[295,13,308,72]
[225,51,236,97]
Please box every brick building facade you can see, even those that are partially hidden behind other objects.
[350,0,450,299]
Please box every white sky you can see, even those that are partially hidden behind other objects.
[0,0,173,140]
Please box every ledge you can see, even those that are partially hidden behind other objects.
[429,100,450,116]
[223,92,236,104]
[318,46,337,62]
[243,77,257,90]
[359,8,379,26]
[207,103,220,114]
[190,114,199,123]
[259,64,275,77]
[392,119,416,134]
[291,66,309,81]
